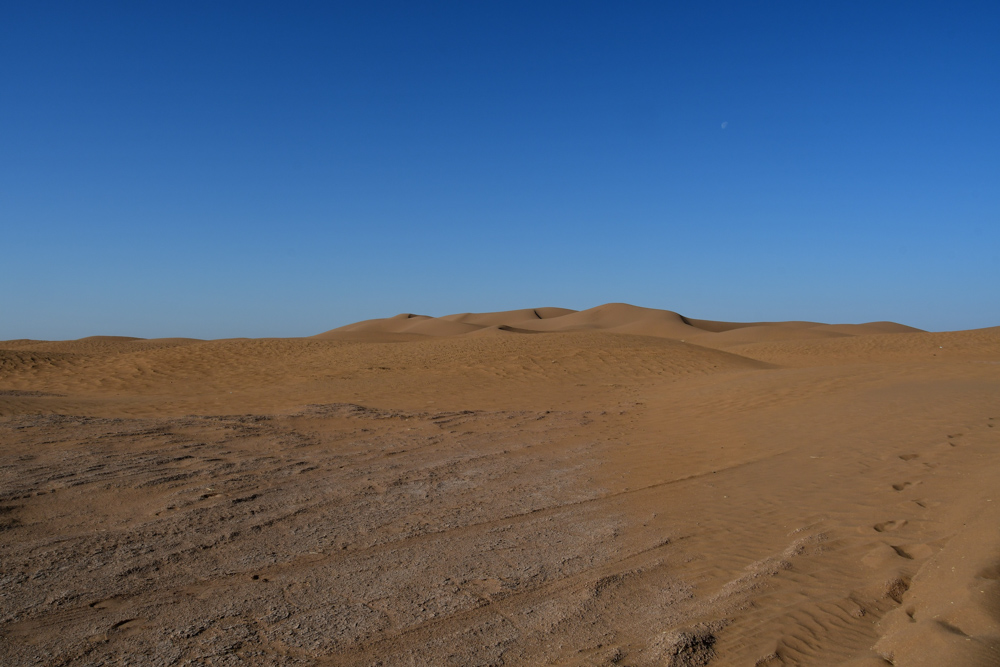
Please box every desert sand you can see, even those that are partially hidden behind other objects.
[1,303,998,666]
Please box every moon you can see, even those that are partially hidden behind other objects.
[721,121,728,129]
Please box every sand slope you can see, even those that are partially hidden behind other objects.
[1,304,997,666]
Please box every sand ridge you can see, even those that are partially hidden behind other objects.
[1,303,998,665]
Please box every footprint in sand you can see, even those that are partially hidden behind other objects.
[897,543,934,559]
[976,564,1000,580]
[892,482,913,491]
[898,454,919,461]
[110,618,145,635]
[874,520,907,533]
[863,542,934,565]
[889,545,914,559]
[88,597,125,610]
[862,543,911,568]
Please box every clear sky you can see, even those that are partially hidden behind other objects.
[3,2,998,339]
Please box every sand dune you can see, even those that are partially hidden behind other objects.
[315,303,924,346]
[1,304,998,666]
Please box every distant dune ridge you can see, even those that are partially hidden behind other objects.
[313,302,924,344]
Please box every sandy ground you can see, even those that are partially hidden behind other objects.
[1,304,999,666]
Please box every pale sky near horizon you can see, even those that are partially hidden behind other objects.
[2,2,998,339]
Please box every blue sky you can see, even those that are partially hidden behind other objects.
[2,2,998,338]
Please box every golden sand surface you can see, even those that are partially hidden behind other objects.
[1,304,998,665]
